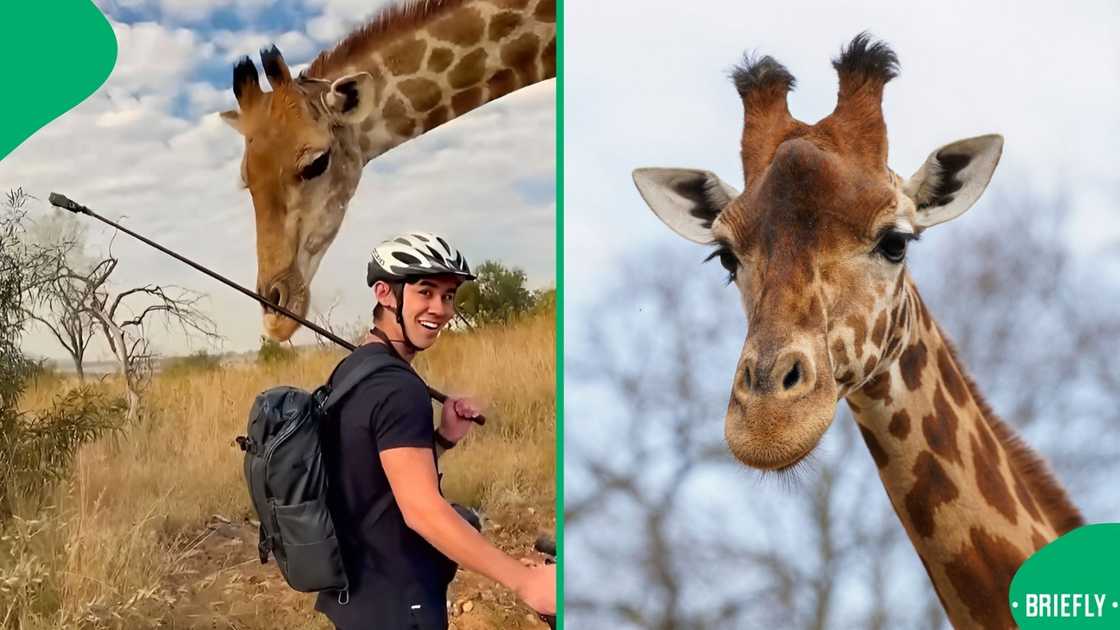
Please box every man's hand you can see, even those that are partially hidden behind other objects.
[438,397,482,444]
[514,564,556,615]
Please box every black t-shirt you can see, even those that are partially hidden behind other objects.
[315,342,456,630]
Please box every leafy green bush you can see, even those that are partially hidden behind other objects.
[257,337,297,364]
[0,387,124,515]
[455,260,543,326]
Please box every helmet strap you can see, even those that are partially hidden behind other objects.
[387,282,421,354]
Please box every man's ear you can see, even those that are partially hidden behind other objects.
[325,72,379,124]
[904,134,1003,229]
[632,168,739,244]
[373,281,395,309]
[220,110,244,135]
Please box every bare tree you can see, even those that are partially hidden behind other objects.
[565,189,1119,629]
[47,253,220,420]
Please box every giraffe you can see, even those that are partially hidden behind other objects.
[632,34,1083,629]
[219,0,556,340]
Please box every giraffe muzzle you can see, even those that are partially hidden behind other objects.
[726,340,838,470]
[258,274,308,341]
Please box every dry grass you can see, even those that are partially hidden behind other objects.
[1,311,555,629]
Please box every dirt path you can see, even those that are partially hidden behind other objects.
[160,509,553,629]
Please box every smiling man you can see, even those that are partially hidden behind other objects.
[315,232,555,630]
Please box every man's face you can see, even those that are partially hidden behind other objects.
[398,276,461,349]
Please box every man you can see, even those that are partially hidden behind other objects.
[315,232,556,629]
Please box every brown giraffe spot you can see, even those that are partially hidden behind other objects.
[489,11,523,41]
[922,387,962,464]
[1013,470,1043,523]
[487,68,517,99]
[428,47,455,73]
[488,0,529,8]
[971,434,1018,524]
[542,36,556,77]
[870,310,887,347]
[838,370,855,385]
[944,527,1025,630]
[861,370,892,404]
[429,6,485,46]
[387,115,415,138]
[451,87,484,116]
[397,77,443,112]
[424,105,449,131]
[977,420,999,462]
[534,0,556,21]
[359,135,371,154]
[382,38,427,76]
[905,451,959,538]
[1031,529,1049,551]
[937,346,969,406]
[501,33,541,84]
[888,410,910,439]
[846,314,867,355]
[898,339,928,391]
[862,356,877,377]
[383,95,407,119]
[858,425,889,469]
[449,48,488,89]
[360,117,375,132]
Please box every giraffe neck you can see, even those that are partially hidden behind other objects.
[308,0,556,162]
[845,276,1083,629]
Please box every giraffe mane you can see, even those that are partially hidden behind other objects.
[306,0,471,79]
[939,332,1085,535]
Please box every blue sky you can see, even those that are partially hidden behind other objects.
[4,0,556,361]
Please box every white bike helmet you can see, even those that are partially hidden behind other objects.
[367,232,475,286]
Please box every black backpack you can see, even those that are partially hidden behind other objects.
[235,351,396,595]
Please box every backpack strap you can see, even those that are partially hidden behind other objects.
[321,349,402,413]
[319,347,416,546]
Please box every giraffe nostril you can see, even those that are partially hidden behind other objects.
[744,365,752,389]
[782,361,801,391]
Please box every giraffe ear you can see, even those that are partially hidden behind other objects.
[220,110,244,135]
[904,134,1003,228]
[633,168,739,244]
[325,72,379,125]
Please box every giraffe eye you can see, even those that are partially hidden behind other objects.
[705,246,739,283]
[875,230,913,263]
[300,150,331,180]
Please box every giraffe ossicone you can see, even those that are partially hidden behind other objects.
[220,0,557,340]
[634,33,1082,630]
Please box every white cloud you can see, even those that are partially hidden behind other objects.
[303,0,399,46]
[95,0,270,24]
[108,21,213,94]
[211,29,317,64]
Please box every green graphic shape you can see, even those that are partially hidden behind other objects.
[0,2,117,162]
[1010,523,1120,628]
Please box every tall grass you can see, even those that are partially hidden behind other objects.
[1,310,555,629]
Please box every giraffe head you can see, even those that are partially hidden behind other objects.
[220,46,380,340]
[634,34,1003,471]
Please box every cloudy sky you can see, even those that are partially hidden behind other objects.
[4,0,555,361]
[565,0,1119,308]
